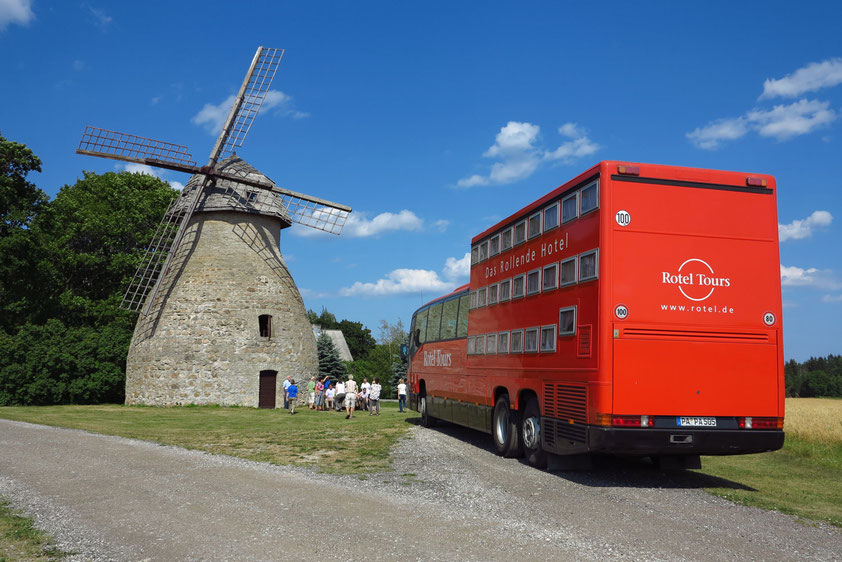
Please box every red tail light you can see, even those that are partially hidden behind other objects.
[737,416,783,429]
[746,177,767,187]
[612,415,655,427]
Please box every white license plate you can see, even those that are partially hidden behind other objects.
[677,416,716,427]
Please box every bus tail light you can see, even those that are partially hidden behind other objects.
[612,415,655,428]
[617,165,640,175]
[737,416,783,429]
[746,177,767,187]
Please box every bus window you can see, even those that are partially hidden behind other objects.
[498,331,509,353]
[426,303,443,341]
[486,333,497,354]
[501,227,513,251]
[514,220,527,245]
[524,327,539,353]
[562,191,578,223]
[541,325,557,352]
[456,294,469,337]
[580,180,599,214]
[579,249,599,281]
[510,329,523,353]
[544,202,559,231]
[559,306,576,336]
[489,234,500,256]
[479,241,489,261]
[526,268,541,295]
[561,256,577,286]
[417,308,429,344]
[441,297,459,339]
[528,212,541,239]
[512,274,526,298]
[499,278,511,301]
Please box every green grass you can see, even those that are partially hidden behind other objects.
[0,500,64,561]
[698,398,842,527]
[0,403,415,474]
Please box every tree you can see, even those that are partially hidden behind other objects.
[0,146,180,405]
[337,319,376,360]
[0,133,47,235]
[317,332,347,381]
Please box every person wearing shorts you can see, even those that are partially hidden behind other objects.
[369,378,381,416]
[287,379,298,414]
[307,376,316,409]
[344,375,358,419]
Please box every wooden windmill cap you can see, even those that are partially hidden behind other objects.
[175,155,293,228]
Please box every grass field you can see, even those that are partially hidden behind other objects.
[0,500,64,561]
[0,402,415,474]
[700,398,842,527]
[0,398,839,529]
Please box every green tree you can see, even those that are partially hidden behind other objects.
[0,145,179,405]
[317,331,347,380]
[337,319,376,360]
[0,133,47,235]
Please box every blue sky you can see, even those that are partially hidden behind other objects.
[1,1,840,360]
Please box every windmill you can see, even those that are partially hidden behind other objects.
[76,47,352,407]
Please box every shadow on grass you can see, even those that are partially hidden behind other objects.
[406,416,755,492]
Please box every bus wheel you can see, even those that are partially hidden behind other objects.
[493,395,522,458]
[521,397,547,469]
[420,394,435,428]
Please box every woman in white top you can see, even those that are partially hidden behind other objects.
[397,379,407,412]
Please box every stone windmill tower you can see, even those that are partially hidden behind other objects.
[76,47,351,408]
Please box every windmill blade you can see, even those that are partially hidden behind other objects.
[121,174,209,314]
[276,187,352,235]
[208,47,285,163]
[77,126,198,174]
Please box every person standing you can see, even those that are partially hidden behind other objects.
[361,377,371,411]
[307,376,317,409]
[369,378,381,416]
[282,376,292,409]
[344,375,358,419]
[287,379,298,414]
[397,378,407,412]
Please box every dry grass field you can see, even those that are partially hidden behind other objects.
[783,397,842,444]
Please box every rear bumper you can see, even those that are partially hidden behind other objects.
[586,427,785,456]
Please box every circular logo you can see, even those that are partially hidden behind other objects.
[677,258,715,302]
[615,210,631,227]
[615,304,629,319]
[763,312,776,326]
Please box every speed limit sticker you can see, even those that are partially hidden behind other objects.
[762,312,776,326]
[615,210,631,227]
[615,304,629,319]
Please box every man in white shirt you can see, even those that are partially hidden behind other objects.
[282,376,291,409]
[344,375,358,419]
[369,378,382,416]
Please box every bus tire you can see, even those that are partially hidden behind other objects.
[492,395,522,458]
[419,394,436,428]
[521,397,547,469]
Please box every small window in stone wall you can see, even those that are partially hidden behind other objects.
[259,314,272,337]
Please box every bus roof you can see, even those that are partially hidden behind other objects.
[415,283,470,312]
[470,160,775,244]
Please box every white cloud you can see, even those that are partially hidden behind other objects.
[339,253,470,297]
[344,210,423,238]
[688,99,836,149]
[779,210,833,241]
[458,121,599,187]
[340,269,454,297]
[192,89,308,135]
[72,59,85,71]
[761,58,842,99]
[122,163,185,191]
[780,265,841,290]
[686,117,749,150]
[443,253,470,282]
[822,294,842,303]
[0,0,33,30]
[192,94,236,135]
[433,219,450,232]
[747,99,836,140]
[86,5,112,30]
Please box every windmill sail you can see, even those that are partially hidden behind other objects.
[77,126,198,173]
[76,46,352,315]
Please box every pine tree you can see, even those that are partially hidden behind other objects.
[317,332,346,380]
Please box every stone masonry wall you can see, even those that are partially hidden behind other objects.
[125,211,318,407]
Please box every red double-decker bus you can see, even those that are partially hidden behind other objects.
[406,161,784,470]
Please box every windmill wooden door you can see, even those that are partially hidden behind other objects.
[259,370,277,409]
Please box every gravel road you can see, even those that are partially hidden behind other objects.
[0,418,839,561]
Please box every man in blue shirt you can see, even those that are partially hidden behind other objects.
[287,379,298,414]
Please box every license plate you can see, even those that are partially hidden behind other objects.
[677,416,716,427]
